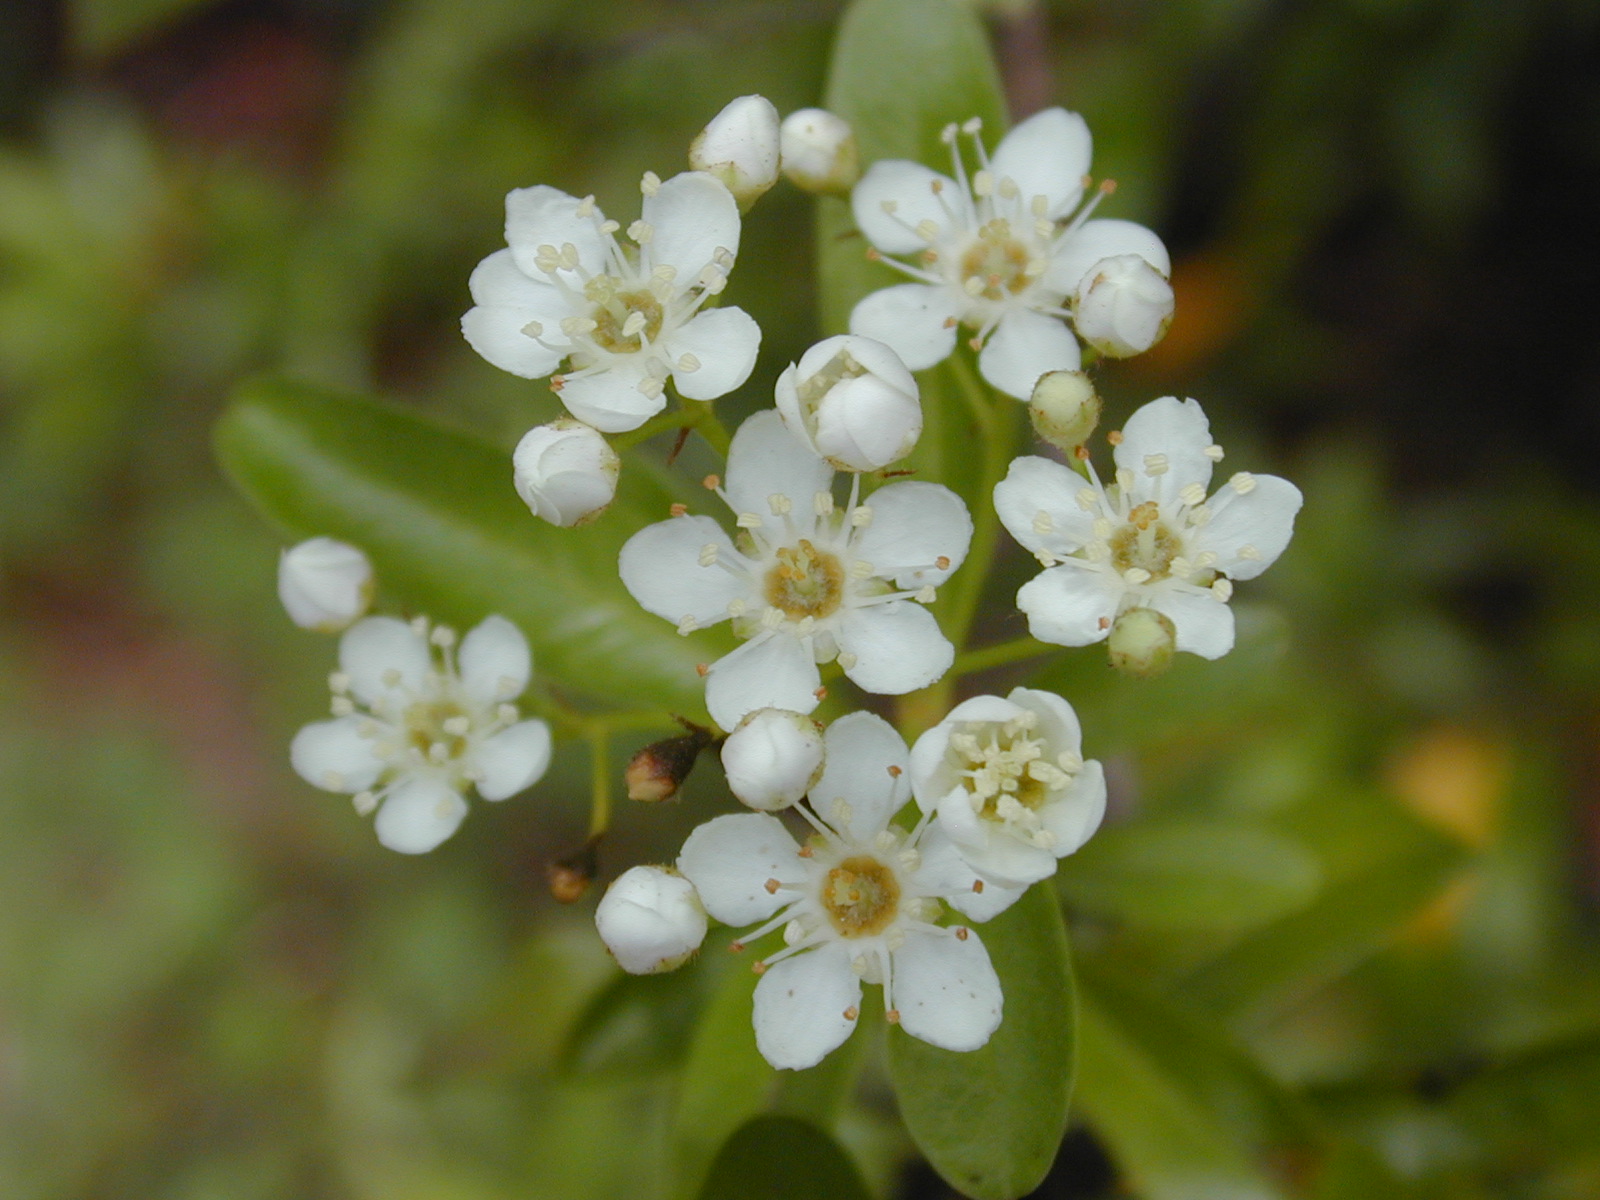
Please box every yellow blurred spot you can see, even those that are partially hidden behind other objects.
[1386,726,1507,849]
[1401,873,1480,945]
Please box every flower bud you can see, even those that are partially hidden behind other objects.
[721,708,825,811]
[774,335,921,472]
[595,865,708,974]
[1072,254,1175,359]
[625,722,718,803]
[1028,370,1101,453]
[512,419,620,527]
[689,95,781,211]
[278,537,374,632]
[779,108,860,196]
[1108,607,1177,678]
[548,835,601,904]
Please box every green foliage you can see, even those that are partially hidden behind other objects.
[698,1116,872,1200]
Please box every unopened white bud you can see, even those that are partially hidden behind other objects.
[689,95,781,211]
[1028,370,1101,452]
[278,537,374,632]
[1073,254,1175,359]
[1107,607,1177,678]
[595,866,708,974]
[721,708,825,811]
[779,108,860,196]
[512,418,620,527]
[774,335,921,472]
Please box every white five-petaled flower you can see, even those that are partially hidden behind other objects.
[910,688,1106,889]
[994,396,1304,659]
[848,108,1171,400]
[290,615,552,853]
[461,171,761,433]
[618,411,972,732]
[677,712,1006,1070]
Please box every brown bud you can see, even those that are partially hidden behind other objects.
[625,720,718,802]
[547,835,601,904]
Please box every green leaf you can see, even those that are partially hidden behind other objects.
[697,1116,872,1200]
[214,377,713,713]
[70,0,219,57]
[888,883,1075,1200]
[1060,818,1322,933]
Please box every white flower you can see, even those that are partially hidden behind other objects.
[618,411,971,731]
[994,396,1304,659]
[690,95,781,210]
[278,537,374,631]
[847,108,1172,400]
[677,712,1004,1069]
[461,171,762,433]
[909,688,1106,888]
[774,335,922,472]
[290,615,552,853]
[1072,253,1174,359]
[595,865,708,974]
[512,418,620,526]
[780,108,860,196]
[721,708,826,811]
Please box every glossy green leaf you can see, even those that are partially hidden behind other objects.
[888,883,1075,1200]
[214,376,715,713]
[557,960,709,1078]
[697,1116,872,1200]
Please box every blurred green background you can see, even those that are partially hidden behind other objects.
[2,0,1599,1197]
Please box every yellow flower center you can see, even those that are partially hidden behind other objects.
[1108,501,1182,579]
[764,539,846,619]
[958,219,1034,304]
[822,855,901,937]
[589,287,664,352]
[403,699,471,762]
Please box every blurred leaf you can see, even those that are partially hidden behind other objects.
[888,883,1075,1200]
[1061,817,1321,933]
[1446,1030,1600,1161]
[214,377,713,713]
[70,0,219,57]
[698,1115,871,1200]
[557,958,708,1077]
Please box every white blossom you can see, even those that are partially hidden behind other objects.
[290,615,551,853]
[909,688,1106,888]
[677,712,1005,1069]
[721,708,826,811]
[618,411,971,731]
[848,108,1171,399]
[461,171,761,433]
[993,396,1304,660]
[690,95,781,210]
[779,108,860,196]
[278,537,374,631]
[512,418,620,527]
[1072,253,1174,358]
[774,334,922,472]
[595,865,708,974]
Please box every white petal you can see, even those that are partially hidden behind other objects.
[812,711,910,841]
[556,364,665,434]
[667,306,761,401]
[753,942,862,1070]
[849,284,962,371]
[936,788,1059,887]
[1190,475,1303,580]
[850,481,972,587]
[467,248,566,312]
[978,309,1080,402]
[993,455,1099,557]
[676,812,801,926]
[837,602,953,696]
[290,717,384,793]
[912,825,1026,922]
[458,614,531,705]
[1008,686,1083,755]
[723,409,834,521]
[374,778,468,854]
[1145,589,1235,659]
[1016,566,1119,646]
[642,171,741,282]
[1113,396,1215,498]
[472,719,552,801]
[618,515,747,625]
[462,306,567,380]
[505,185,609,282]
[990,107,1091,220]
[1039,758,1106,858]
[339,616,431,706]
[891,927,1002,1052]
[1045,218,1171,296]
[851,160,960,254]
[704,633,822,732]
[907,694,1024,815]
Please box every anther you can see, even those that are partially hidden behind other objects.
[843,1006,859,1021]
[813,686,827,701]
[1098,616,1110,630]
[353,791,377,815]
[885,1009,901,1024]
[764,878,781,894]
[972,879,984,893]
[955,926,970,941]
[702,474,720,490]
[695,663,710,677]
[768,494,792,516]
[1238,544,1262,560]
[676,615,699,635]
[837,651,859,670]
[640,170,661,195]
[935,556,950,570]
[1144,453,1169,476]
[813,491,834,516]
[1229,472,1257,494]
[736,512,763,529]
[1204,444,1225,461]
[888,765,903,778]
[698,543,719,567]
[521,319,544,338]
[1179,483,1207,507]
[677,354,700,372]
[915,586,936,603]
[670,503,688,517]
[1212,578,1234,601]
[851,505,873,528]
[1107,430,1124,446]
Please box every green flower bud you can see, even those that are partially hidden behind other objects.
[1029,370,1101,452]
[1107,607,1176,678]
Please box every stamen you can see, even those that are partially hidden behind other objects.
[1229,472,1257,494]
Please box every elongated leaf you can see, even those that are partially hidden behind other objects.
[698,1116,872,1200]
[888,883,1075,1200]
[215,377,715,713]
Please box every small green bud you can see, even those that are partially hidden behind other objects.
[1029,370,1101,452]
[1107,607,1176,678]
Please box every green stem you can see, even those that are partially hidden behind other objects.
[586,725,612,840]
[684,398,732,458]
[951,635,1053,678]
[611,410,691,451]
[942,351,1020,651]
